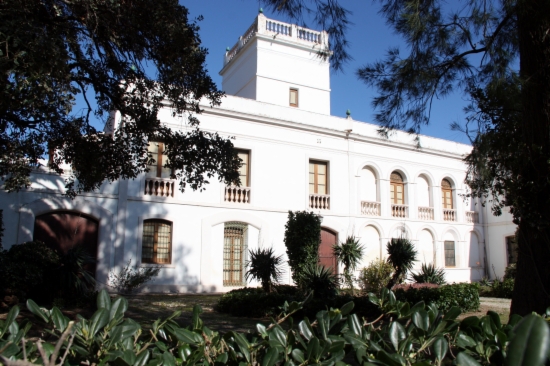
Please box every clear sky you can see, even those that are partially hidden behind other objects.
[184,0,473,145]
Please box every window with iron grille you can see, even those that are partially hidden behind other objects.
[444,240,456,267]
[506,236,518,265]
[223,222,248,286]
[142,219,172,264]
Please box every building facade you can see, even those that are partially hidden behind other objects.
[0,14,517,292]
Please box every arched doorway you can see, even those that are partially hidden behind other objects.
[319,228,338,274]
[33,211,99,277]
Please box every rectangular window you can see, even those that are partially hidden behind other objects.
[442,190,453,208]
[506,236,518,265]
[237,150,250,187]
[142,219,172,264]
[390,183,404,204]
[147,141,171,178]
[444,240,456,267]
[309,160,328,194]
[289,88,298,107]
[223,223,247,286]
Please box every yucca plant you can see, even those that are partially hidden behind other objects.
[245,247,284,293]
[299,263,339,298]
[411,263,446,285]
[386,237,417,289]
[332,236,364,294]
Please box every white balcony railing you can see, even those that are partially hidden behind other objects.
[391,204,408,218]
[144,178,175,197]
[418,206,434,220]
[466,211,479,223]
[361,201,381,216]
[225,186,251,204]
[310,194,330,210]
[443,209,457,221]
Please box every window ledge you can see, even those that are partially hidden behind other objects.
[140,263,175,269]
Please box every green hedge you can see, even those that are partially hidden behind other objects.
[394,283,480,312]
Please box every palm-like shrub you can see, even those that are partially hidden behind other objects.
[245,247,284,293]
[299,263,339,298]
[332,236,364,294]
[411,263,446,285]
[386,238,417,289]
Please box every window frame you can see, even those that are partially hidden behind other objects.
[289,88,299,107]
[441,179,453,209]
[236,149,251,187]
[141,219,173,265]
[444,240,456,267]
[223,222,248,286]
[390,172,405,205]
[309,160,329,195]
[147,141,172,179]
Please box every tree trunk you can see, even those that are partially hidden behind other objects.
[511,0,550,315]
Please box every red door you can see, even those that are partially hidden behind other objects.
[319,228,338,274]
[33,211,99,277]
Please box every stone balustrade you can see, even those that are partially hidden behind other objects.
[443,209,457,221]
[225,186,251,204]
[144,178,175,197]
[392,204,408,218]
[361,201,380,216]
[310,194,330,210]
[466,211,479,223]
[418,206,434,220]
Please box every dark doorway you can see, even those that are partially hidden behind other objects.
[33,211,99,277]
[319,228,338,274]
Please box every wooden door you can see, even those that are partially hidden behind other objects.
[319,228,337,274]
[33,211,99,277]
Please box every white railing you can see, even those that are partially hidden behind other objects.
[144,178,175,197]
[297,27,322,42]
[225,186,251,204]
[466,211,479,223]
[361,201,380,216]
[266,19,292,36]
[310,194,330,210]
[391,204,408,218]
[443,209,457,221]
[226,19,258,64]
[418,206,434,220]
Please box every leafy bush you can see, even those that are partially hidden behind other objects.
[332,235,364,294]
[57,244,97,296]
[394,282,480,312]
[284,210,321,285]
[386,237,417,288]
[504,263,517,280]
[2,288,549,366]
[245,247,284,292]
[491,278,515,298]
[299,263,339,298]
[411,263,446,285]
[216,287,299,317]
[108,260,161,294]
[357,259,393,294]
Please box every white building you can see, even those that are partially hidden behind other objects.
[0,13,517,292]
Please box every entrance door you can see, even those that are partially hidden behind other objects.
[319,228,338,274]
[33,211,99,277]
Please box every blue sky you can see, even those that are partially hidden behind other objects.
[184,0,473,144]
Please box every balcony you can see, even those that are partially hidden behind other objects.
[391,204,408,218]
[466,211,479,223]
[144,178,175,197]
[443,209,457,221]
[225,185,251,204]
[310,194,330,210]
[418,207,434,220]
[361,201,381,216]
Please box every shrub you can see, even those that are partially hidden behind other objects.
[504,263,517,280]
[332,236,364,294]
[57,244,97,296]
[411,263,446,285]
[394,282,480,312]
[491,278,515,298]
[284,211,321,285]
[386,238,417,288]
[108,259,161,294]
[245,247,284,292]
[357,259,393,294]
[216,287,298,317]
[299,263,339,298]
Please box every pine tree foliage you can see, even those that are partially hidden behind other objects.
[0,0,241,196]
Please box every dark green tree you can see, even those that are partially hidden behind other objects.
[283,211,321,285]
[265,0,550,316]
[1,0,241,197]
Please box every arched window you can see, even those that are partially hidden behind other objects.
[223,222,248,286]
[142,219,172,264]
[390,172,405,205]
[441,179,453,209]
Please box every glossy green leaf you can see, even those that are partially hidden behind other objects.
[316,311,329,340]
[412,310,430,331]
[51,307,68,332]
[389,321,406,351]
[161,351,176,366]
[433,337,448,363]
[456,352,482,365]
[495,329,507,349]
[347,314,362,336]
[89,308,109,337]
[269,326,287,348]
[291,348,305,364]
[133,349,150,366]
[169,326,203,345]
[1,305,19,337]
[505,314,550,366]
[340,301,354,316]
[192,304,203,330]
[443,306,461,321]
[178,344,192,361]
[110,297,128,322]
[257,323,268,338]
[488,311,502,329]
[96,289,111,310]
[306,337,320,361]
[233,332,251,362]
[215,352,228,364]
[26,299,49,323]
